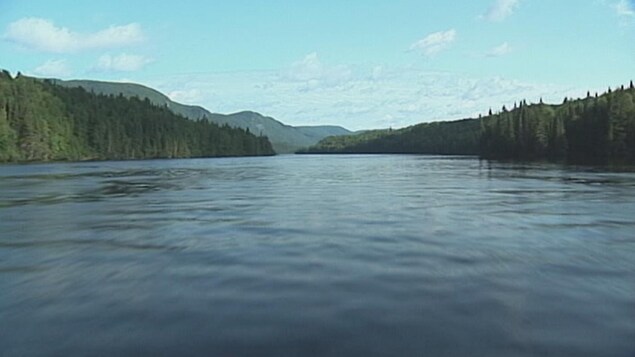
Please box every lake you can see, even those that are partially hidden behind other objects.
[1,155,634,356]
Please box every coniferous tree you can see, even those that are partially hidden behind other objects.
[305,81,635,163]
[0,73,275,162]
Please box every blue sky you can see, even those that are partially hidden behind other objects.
[1,0,634,130]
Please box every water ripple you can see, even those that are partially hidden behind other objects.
[1,156,634,356]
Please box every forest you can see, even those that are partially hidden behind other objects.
[0,71,274,162]
[302,82,635,163]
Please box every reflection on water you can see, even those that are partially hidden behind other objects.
[1,155,635,356]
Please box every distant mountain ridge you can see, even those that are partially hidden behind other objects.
[49,79,351,153]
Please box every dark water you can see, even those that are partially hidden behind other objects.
[1,155,634,356]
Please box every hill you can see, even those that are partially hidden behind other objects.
[206,111,351,154]
[302,83,635,163]
[50,79,351,153]
[0,71,274,162]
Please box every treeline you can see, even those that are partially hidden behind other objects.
[300,119,480,155]
[302,82,635,163]
[0,71,274,162]
[481,84,635,162]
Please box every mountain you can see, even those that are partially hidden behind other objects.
[0,72,274,162]
[206,111,351,154]
[50,79,351,153]
[302,82,635,163]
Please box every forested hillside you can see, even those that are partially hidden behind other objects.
[50,79,351,153]
[303,82,635,163]
[480,84,635,162]
[0,71,274,162]
[301,119,480,155]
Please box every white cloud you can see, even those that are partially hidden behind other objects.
[614,0,635,17]
[95,53,153,72]
[409,29,457,57]
[4,18,144,53]
[486,42,512,57]
[168,89,203,105]
[148,63,581,131]
[285,52,353,90]
[288,52,323,81]
[32,59,72,77]
[371,66,384,81]
[482,0,519,22]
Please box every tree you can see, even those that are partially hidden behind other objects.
[0,74,275,162]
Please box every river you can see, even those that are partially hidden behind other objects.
[1,155,634,356]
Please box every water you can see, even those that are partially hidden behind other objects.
[1,155,634,356]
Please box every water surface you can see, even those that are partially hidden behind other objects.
[1,155,634,356]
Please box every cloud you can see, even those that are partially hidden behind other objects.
[285,52,353,90]
[614,0,635,17]
[409,29,457,57]
[482,0,519,22]
[4,18,144,53]
[148,64,581,131]
[168,89,203,105]
[32,59,72,77]
[486,42,512,57]
[95,53,153,72]
[371,66,384,81]
[288,52,323,81]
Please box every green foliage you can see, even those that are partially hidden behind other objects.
[0,73,274,162]
[481,87,635,162]
[301,120,480,155]
[305,83,635,163]
[47,79,351,153]
[299,129,394,153]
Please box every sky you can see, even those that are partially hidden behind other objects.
[0,0,634,130]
